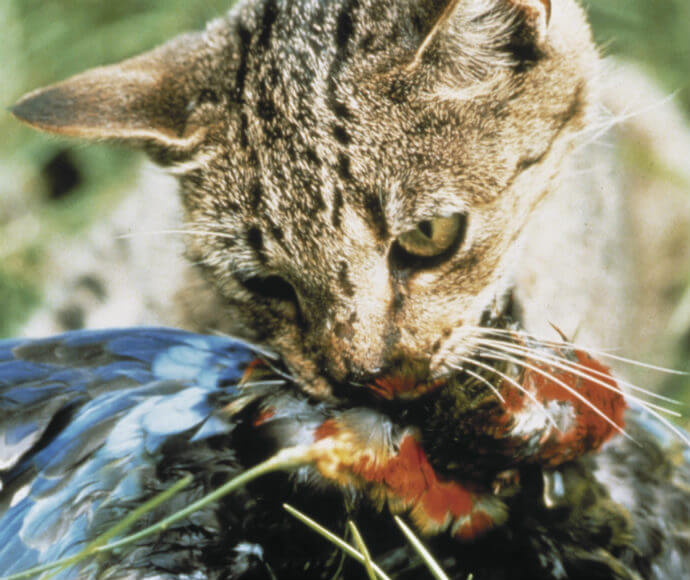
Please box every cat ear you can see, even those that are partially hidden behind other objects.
[11,32,217,153]
[410,0,552,67]
[506,0,551,44]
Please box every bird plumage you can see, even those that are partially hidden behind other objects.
[0,327,688,579]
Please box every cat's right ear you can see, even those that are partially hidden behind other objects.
[11,32,221,156]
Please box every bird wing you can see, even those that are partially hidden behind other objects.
[0,328,256,579]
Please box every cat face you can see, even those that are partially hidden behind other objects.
[12,0,599,397]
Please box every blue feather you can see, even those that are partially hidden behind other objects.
[0,327,260,577]
[0,361,52,386]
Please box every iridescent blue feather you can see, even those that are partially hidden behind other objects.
[0,328,256,579]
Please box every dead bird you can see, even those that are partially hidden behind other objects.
[0,325,687,579]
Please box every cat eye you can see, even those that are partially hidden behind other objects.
[396,214,467,259]
[241,275,304,325]
[241,275,298,303]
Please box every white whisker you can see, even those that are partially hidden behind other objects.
[470,337,683,410]
[466,326,688,376]
[570,91,678,154]
[447,359,560,430]
[476,350,634,443]
[634,407,690,449]
[238,380,287,389]
[476,341,690,447]
[457,366,506,403]
[564,351,688,376]
[463,325,612,352]
[209,329,281,361]
[117,229,235,241]
[263,363,297,382]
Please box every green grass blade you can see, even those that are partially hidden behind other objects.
[394,516,450,580]
[2,447,309,580]
[347,520,376,580]
[1,475,193,580]
[43,474,194,579]
[283,504,392,580]
[98,447,307,554]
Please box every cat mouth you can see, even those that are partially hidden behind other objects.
[365,374,448,400]
[359,355,501,404]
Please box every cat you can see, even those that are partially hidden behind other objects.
[12,0,609,398]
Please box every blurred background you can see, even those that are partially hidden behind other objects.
[1,1,689,407]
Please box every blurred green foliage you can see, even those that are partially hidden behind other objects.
[2,0,232,177]
[0,0,231,335]
[584,0,690,110]
[584,0,690,407]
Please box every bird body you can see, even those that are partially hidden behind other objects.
[0,327,688,579]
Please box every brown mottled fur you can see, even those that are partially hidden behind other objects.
[13,0,600,396]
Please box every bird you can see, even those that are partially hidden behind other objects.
[0,326,688,579]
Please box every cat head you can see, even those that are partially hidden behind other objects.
[12,0,599,397]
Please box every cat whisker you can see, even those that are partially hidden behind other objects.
[117,229,235,241]
[470,337,683,409]
[633,408,690,450]
[474,341,690,448]
[570,91,678,154]
[462,367,506,403]
[465,324,624,353]
[238,380,287,389]
[475,349,634,443]
[263,364,297,382]
[465,325,689,376]
[446,359,560,431]
[238,357,298,384]
[208,329,281,361]
[463,324,614,353]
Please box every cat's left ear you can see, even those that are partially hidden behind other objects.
[510,0,551,40]
[412,0,551,66]
[11,31,221,156]
[506,0,551,46]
